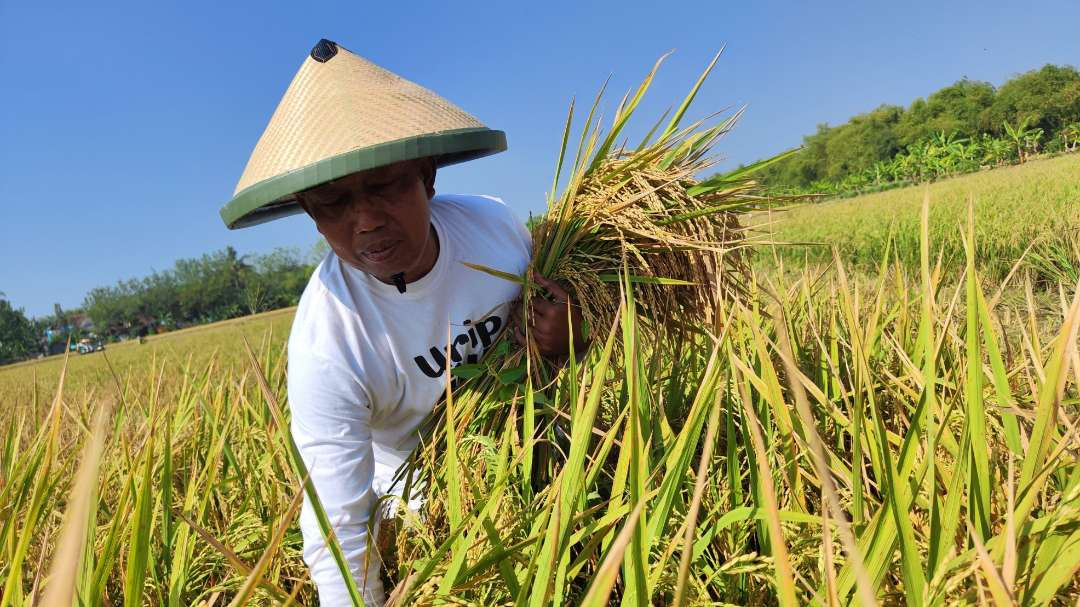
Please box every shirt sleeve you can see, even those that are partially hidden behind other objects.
[497,195,534,256]
[288,350,386,607]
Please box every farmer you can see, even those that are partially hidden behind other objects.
[220,39,583,605]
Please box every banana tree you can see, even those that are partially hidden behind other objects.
[1024,127,1044,158]
[979,133,1012,166]
[1060,122,1080,152]
[928,131,969,177]
[903,140,933,182]
[866,160,894,186]
[1003,117,1036,163]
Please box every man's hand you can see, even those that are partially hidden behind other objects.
[514,271,587,360]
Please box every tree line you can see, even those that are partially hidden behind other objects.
[0,295,39,365]
[0,244,326,365]
[757,64,1080,195]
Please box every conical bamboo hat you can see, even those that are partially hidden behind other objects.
[220,39,506,229]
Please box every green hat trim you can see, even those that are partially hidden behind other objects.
[220,127,506,229]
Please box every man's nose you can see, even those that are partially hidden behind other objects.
[348,198,387,233]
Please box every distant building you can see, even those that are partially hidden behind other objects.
[41,308,96,355]
[69,313,94,331]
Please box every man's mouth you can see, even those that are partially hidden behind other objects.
[360,239,400,263]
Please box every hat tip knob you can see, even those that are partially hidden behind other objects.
[311,39,339,63]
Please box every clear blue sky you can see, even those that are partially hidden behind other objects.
[3,0,1079,318]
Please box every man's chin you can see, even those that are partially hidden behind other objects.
[345,245,429,284]
[351,262,403,282]
[348,257,411,284]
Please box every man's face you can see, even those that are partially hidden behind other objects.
[298,159,437,283]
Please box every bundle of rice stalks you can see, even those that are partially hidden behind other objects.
[470,51,792,353]
[404,52,786,480]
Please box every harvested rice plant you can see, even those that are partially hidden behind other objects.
[2,56,1080,607]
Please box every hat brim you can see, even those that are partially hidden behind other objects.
[220,127,506,229]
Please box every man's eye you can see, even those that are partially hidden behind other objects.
[369,174,406,193]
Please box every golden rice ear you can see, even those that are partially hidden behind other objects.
[535,154,755,353]
[221,39,505,229]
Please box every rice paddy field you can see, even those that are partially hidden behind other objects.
[3,202,1080,605]
[4,59,1080,605]
[754,153,1080,282]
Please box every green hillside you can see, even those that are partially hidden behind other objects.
[758,64,1080,192]
[753,153,1080,280]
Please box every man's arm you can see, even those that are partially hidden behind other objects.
[289,351,386,606]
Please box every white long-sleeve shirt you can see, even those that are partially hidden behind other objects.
[287,194,531,606]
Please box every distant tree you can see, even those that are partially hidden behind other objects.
[822,105,904,181]
[0,297,39,364]
[1024,127,1045,157]
[83,245,319,339]
[1063,122,1080,152]
[978,133,1014,166]
[757,123,831,189]
[224,246,254,292]
[983,65,1080,140]
[250,247,312,311]
[754,63,1080,193]
[897,79,996,145]
[308,239,332,264]
[1004,117,1040,163]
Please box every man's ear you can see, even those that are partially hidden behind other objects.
[295,194,313,219]
[422,157,437,199]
